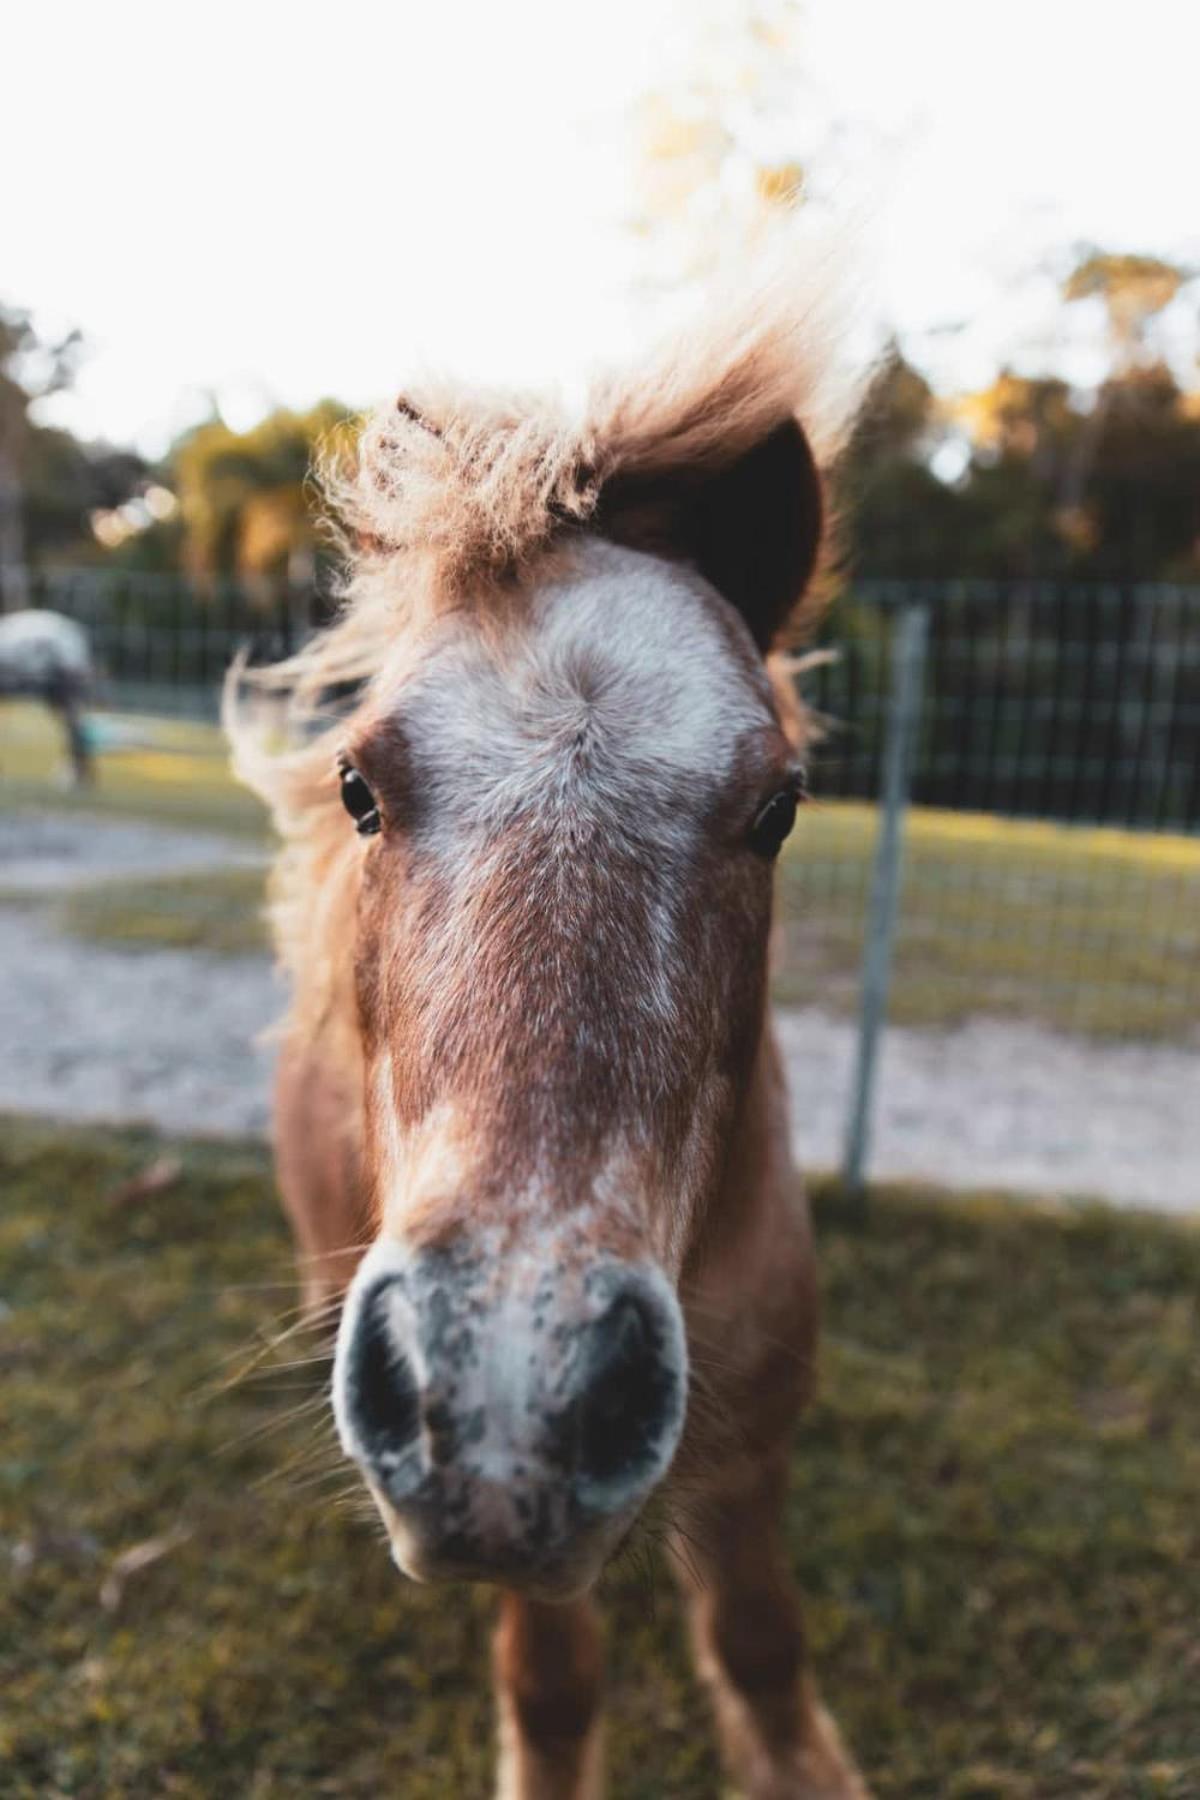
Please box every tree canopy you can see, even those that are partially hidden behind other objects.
[1,307,147,601]
[842,283,1200,583]
[168,403,356,586]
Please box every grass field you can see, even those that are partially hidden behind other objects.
[0,702,263,836]
[5,699,1200,1039]
[57,868,270,957]
[778,802,1200,1040]
[2,1116,1198,1797]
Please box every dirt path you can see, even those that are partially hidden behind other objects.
[0,907,276,1138]
[776,1010,1197,1213]
[1,814,1195,1211]
[0,811,266,892]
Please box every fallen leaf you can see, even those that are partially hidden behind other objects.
[105,1156,183,1207]
[100,1526,192,1613]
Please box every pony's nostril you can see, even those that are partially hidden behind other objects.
[345,1283,419,1463]
[575,1291,679,1504]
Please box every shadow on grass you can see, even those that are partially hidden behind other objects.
[3,1117,1197,1797]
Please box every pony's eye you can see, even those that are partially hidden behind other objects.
[339,765,381,836]
[749,785,799,858]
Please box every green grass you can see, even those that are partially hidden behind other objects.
[6,697,1199,1040]
[781,802,1200,1040]
[0,701,265,836]
[3,1115,1198,1797]
[56,868,269,957]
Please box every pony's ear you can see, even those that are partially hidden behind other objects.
[596,417,823,652]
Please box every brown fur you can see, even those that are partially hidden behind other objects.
[226,256,872,1797]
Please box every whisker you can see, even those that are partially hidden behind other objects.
[255,1457,352,1499]
[247,1432,344,1493]
[197,1304,342,1395]
[212,1393,332,1457]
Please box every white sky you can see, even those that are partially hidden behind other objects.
[4,0,1197,454]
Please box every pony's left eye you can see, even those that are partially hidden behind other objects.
[339,764,381,836]
[749,785,800,858]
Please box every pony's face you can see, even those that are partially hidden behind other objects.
[332,542,802,1594]
[329,408,824,1596]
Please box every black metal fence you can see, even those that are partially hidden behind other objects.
[14,567,331,720]
[11,569,1200,834]
[786,585,1200,1061]
[805,581,1200,833]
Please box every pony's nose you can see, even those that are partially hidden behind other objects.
[332,1247,687,1584]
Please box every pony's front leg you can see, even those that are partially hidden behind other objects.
[674,1455,870,1800]
[493,1592,605,1800]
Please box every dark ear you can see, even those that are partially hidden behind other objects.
[596,418,823,652]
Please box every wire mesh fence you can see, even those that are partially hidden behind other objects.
[17,566,328,719]
[790,582,1200,1054]
[6,569,1200,1064]
[805,580,1200,831]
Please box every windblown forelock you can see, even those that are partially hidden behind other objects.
[313,224,864,608]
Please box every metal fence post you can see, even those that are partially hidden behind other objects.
[842,599,930,1206]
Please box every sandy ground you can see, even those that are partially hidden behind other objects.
[0,908,277,1139]
[1,814,1195,1211]
[776,1011,1197,1213]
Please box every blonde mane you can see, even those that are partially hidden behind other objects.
[226,244,867,1038]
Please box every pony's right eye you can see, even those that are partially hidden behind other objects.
[339,765,381,836]
[748,785,799,858]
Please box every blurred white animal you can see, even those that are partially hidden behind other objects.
[0,609,95,784]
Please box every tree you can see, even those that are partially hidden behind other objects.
[842,332,1200,582]
[1076,363,1200,577]
[628,1,820,288]
[0,307,82,605]
[1063,251,1190,366]
[0,304,150,598]
[1056,250,1196,523]
[840,348,966,576]
[168,402,356,589]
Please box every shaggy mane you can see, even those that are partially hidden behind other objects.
[226,239,869,1033]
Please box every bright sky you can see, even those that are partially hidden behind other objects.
[5,0,1197,454]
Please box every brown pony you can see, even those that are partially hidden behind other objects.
[228,264,871,1799]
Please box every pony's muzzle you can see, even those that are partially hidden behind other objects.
[332,1241,687,1589]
